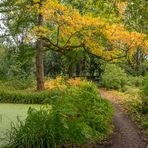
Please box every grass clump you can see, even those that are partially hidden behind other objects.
[4,80,113,147]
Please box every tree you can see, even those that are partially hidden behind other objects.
[125,0,148,34]
[36,0,45,90]
[0,0,102,89]
[0,0,147,90]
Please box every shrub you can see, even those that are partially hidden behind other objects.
[0,76,35,90]
[0,88,64,104]
[128,75,144,87]
[45,76,67,91]
[4,82,113,147]
[117,61,148,76]
[121,85,140,95]
[0,77,95,104]
[101,64,128,89]
[141,75,148,114]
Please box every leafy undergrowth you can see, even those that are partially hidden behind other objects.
[0,77,88,104]
[100,88,148,138]
[3,78,113,147]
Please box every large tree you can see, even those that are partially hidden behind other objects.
[0,0,147,90]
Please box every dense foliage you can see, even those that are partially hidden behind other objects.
[0,88,63,104]
[101,64,128,89]
[128,75,144,87]
[4,80,113,147]
[125,0,148,34]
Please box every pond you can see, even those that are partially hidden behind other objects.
[0,103,41,147]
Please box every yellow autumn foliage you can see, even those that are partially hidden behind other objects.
[45,76,87,91]
[17,0,147,61]
[45,76,67,91]
[67,77,85,87]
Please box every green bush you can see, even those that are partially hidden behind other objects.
[121,75,144,93]
[4,83,113,147]
[128,75,144,87]
[117,61,148,76]
[121,85,139,95]
[0,88,64,104]
[101,64,128,89]
[141,75,148,114]
[0,76,35,90]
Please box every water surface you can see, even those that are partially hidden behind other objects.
[0,103,41,147]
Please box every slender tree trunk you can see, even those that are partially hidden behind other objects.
[36,0,44,90]
[76,62,80,77]
[68,64,74,78]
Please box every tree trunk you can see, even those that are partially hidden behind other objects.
[36,0,44,91]
[76,62,80,77]
[68,64,74,78]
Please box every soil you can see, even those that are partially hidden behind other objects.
[96,90,148,148]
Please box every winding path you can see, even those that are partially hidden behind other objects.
[98,90,147,148]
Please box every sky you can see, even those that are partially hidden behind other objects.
[0,0,7,36]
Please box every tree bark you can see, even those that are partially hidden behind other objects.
[36,0,44,91]
[68,64,74,78]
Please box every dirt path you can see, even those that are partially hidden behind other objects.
[98,90,147,148]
